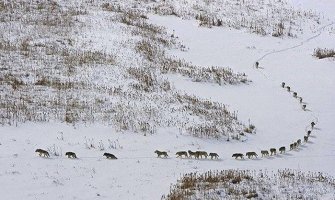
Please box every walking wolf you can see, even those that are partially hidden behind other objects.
[307,130,311,137]
[297,139,301,146]
[261,150,269,157]
[188,150,197,158]
[279,146,286,154]
[232,153,244,159]
[154,150,168,158]
[65,152,77,158]
[290,143,294,150]
[304,136,309,143]
[209,153,219,159]
[270,148,276,155]
[175,151,188,158]
[286,86,291,92]
[246,152,258,159]
[103,153,117,159]
[35,149,50,157]
[195,151,208,159]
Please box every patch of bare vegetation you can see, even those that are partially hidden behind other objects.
[174,93,243,139]
[0,0,250,140]
[0,0,116,125]
[162,169,335,200]
[161,57,249,85]
[313,48,335,59]
[137,0,324,38]
[134,37,249,85]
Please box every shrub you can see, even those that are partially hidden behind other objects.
[313,48,335,59]
[162,169,335,200]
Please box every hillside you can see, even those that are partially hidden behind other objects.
[0,0,334,199]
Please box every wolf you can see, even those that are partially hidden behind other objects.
[307,130,311,137]
[154,150,168,158]
[175,151,188,158]
[297,139,301,146]
[35,149,50,157]
[293,142,298,149]
[188,150,197,158]
[209,152,219,159]
[255,61,259,68]
[279,146,286,154]
[65,152,77,158]
[261,150,269,157]
[290,143,294,150]
[232,153,244,159]
[103,153,117,159]
[195,151,208,159]
[246,152,258,159]
[270,148,276,155]
[304,136,309,143]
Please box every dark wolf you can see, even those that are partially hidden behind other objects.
[35,149,50,157]
[232,153,244,159]
[65,152,77,158]
[103,153,117,159]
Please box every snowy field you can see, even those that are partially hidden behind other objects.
[0,0,335,199]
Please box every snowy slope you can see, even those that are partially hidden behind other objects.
[290,0,335,20]
[149,0,335,172]
[0,0,335,199]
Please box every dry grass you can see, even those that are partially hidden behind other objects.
[313,48,335,59]
[0,0,250,139]
[162,169,335,200]
[149,0,321,38]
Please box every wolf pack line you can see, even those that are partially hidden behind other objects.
[35,82,317,161]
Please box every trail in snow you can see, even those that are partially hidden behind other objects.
[253,22,334,128]
[148,14,333,172]
[254,21,334,81]
[256,21,335,63]
[3,153,335,161]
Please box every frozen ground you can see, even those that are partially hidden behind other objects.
[0,0,335,199]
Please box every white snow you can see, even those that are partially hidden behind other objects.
[1,0,335,199]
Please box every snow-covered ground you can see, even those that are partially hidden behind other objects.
[290,0,335,20]
[1,0,335,199]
